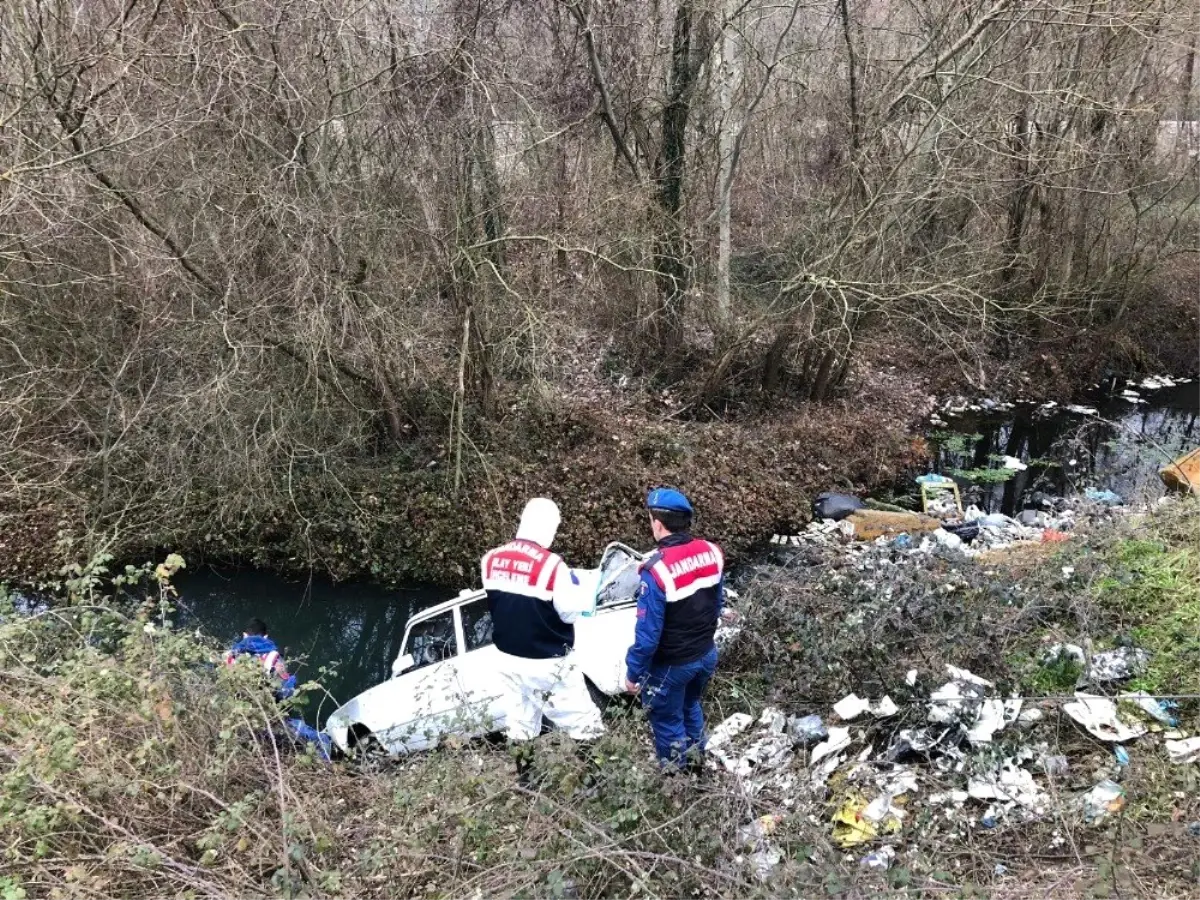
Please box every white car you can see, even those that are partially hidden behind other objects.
[323,542,646,756]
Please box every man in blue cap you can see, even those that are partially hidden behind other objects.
[624,487,725,771]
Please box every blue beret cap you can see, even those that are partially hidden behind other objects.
[646,487,693,515]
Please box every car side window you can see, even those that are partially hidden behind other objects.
[460,597,494,652]
[403,611,458,671]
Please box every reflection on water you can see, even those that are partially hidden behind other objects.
[931,381,1198,514]
[175,568,446,724]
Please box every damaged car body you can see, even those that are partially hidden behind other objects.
[324,543,646,756]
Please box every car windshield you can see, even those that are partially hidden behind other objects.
[596,544,642,607]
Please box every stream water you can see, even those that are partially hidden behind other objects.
[925,379,1198,514]
[174,571,445,724]
[175,378,1198,722]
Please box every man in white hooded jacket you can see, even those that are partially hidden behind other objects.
[480,498,605,748]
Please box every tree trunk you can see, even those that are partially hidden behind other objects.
[651,0,702,352]
[1001,109,1034,282]
[714,3,738,324]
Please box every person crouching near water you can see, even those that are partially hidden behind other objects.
[225,618,297,701]
[481,498,604,780]
[624,488,725,773]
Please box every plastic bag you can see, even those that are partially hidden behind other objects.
[812,492,865,521]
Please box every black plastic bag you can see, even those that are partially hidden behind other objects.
[812,492,865,521]
[943,521,980,544]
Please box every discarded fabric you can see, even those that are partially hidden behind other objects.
[1089,646,1150,682]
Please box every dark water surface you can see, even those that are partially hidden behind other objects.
[928,379,1198,514]
[174,570,446,723]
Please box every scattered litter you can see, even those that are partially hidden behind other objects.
[811,727,852,767]
[927,666,1014,744]
[1139,375,1176,390]
[1039,754,1069,777]
[994,863,1008,876]
[834,694,871,721]
[943,521,980,543]
[905,669,918,686]
[708,713,753,752]
[861,846,896,870]
[737,814,784,847]
[965,697,1023,745]
[977,513,1015,528]
[1083,780,1126,822]
[1016,509,1044,527]
[812,492,865,521]
[732,729,793,779]
[1089,646,1150,682]
[749,846,781,881]
[1066,404,1098,416]
[1084,488,1124,506]
[787,714,828,744]
[1017,707,1045,727]
[1121,692,1178,727]
[967,756,1047,814]
[1001,455,1028,471]
[1114,746,1130,768]
[1187,822,1200,838]
[1165,737,1200,764]
[834,693,899,720]
[946,665,991,687]
[874,696,899,718]
[1064,693,1147,742]
[1042,643,1085,667]
[933,528,964,551]
[832,793,895,847]
[1043,644,1150,685]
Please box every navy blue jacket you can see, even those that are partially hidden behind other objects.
[625,533,724,684]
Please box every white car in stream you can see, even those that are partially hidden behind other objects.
[323,543,647,757]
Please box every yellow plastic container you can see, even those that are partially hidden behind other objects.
[1160,447,1200,495]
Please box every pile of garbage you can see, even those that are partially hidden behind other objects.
[770,485,1123,559]
[716,660,1194,881]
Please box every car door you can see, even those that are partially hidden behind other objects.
[447,594,508,737]
[348,607,463,754]
[573,543,644,695]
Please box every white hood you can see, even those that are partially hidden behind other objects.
[516,497,560,548]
